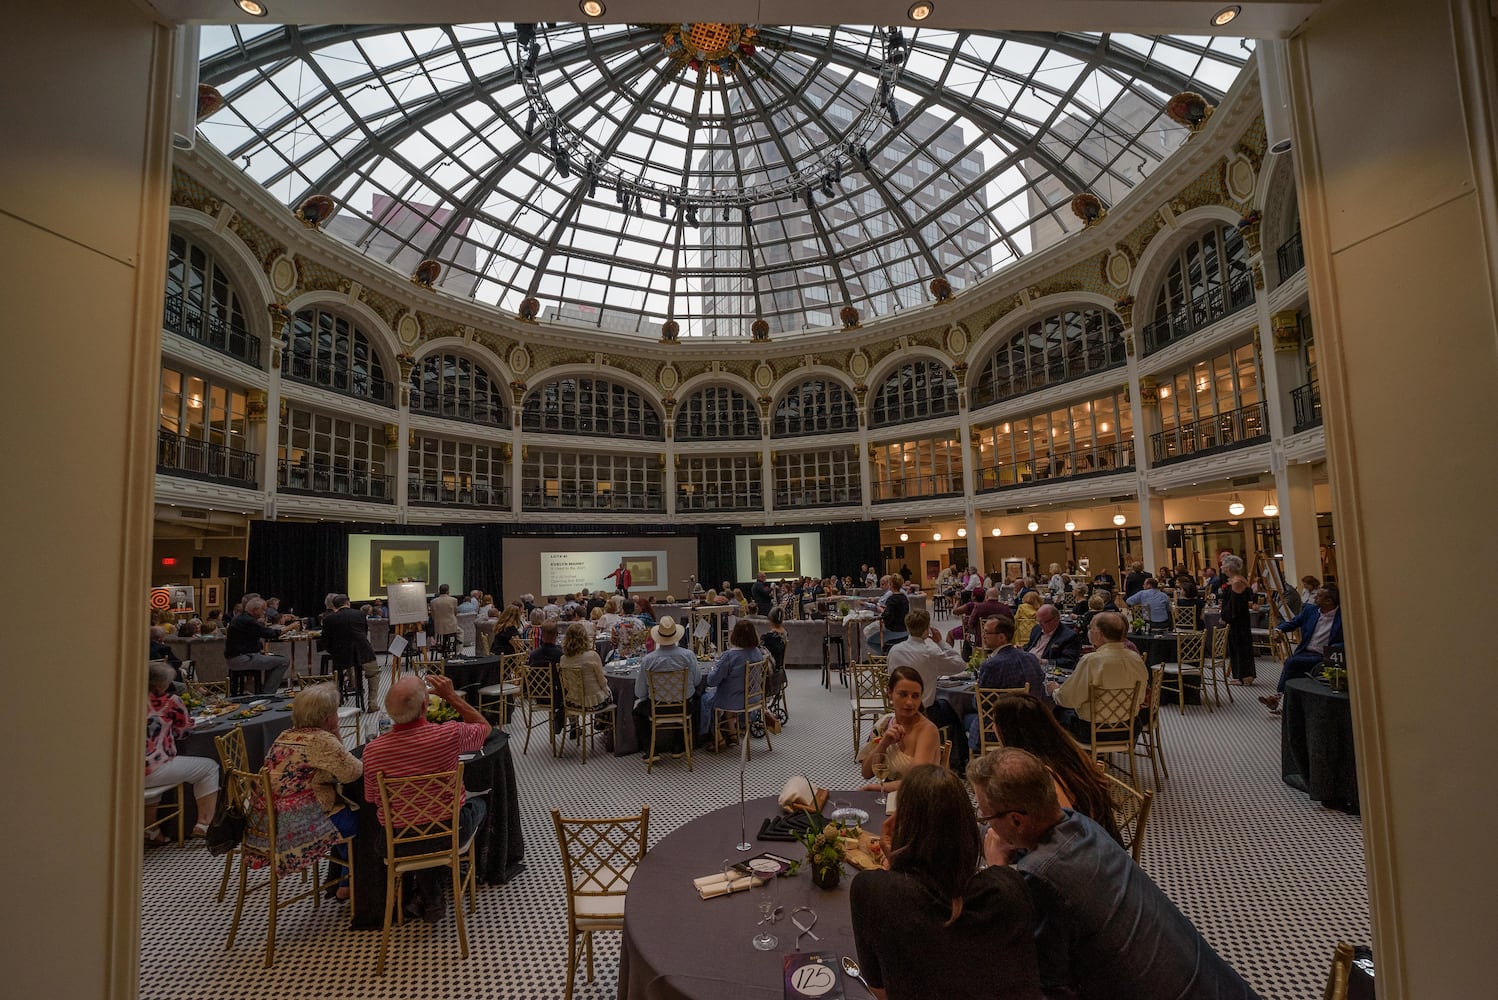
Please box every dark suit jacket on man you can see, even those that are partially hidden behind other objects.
[1278,604,1343,657]
[1023,623,1084,671]
[322,606,376,667]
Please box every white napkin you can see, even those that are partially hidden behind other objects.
[692,872,757,899]
[886,789,898,815]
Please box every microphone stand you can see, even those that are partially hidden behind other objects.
[736,723,752,851]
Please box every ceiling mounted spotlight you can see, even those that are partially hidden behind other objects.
[899,532,909,542]
[1211,5,1242,26]
[908,1,935,20]
[578,0,606,17]
[990,527,1001,537]
[887,100,902,126]
[236,0,269,16]
[1027,520,1039,533]
[957,527,967,538]
[1228,493,1246,517]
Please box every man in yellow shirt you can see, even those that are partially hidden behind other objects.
[1046,612,1147,741]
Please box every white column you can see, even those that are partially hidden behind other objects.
[1277,462,1320,588]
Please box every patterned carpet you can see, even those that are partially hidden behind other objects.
[140,642,1368,999]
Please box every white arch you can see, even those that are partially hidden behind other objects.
[411,339,514,386]
[1129,205,1244,313]
[968,291,1121,365]
[674,371,761,401]
[520,364,667,430]
[767,365,858,403]
[283,291,402,382]
[166,207,277,351]
[864,346,956,398]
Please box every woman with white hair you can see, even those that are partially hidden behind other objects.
[1219,554,1257,685]
[144,661,219,844]
[251,682,363,895]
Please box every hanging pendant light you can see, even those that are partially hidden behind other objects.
[1228,493,1246,516]
[990,527,1001,537]
[1027,520,1039,533]
[1112,505,1126,526]
[1063,512,1076,532]
[1262,493,1279,517]
[957,527,968,538]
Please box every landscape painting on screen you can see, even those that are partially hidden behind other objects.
[754,538,801,576]
[624,555,659,589]
[370,539,439,595]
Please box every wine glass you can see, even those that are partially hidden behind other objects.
[872,753,889,805]
[751,874,778,951]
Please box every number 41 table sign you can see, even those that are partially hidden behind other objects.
[783,951,844,999]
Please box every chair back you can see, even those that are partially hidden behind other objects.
[1173,604,1197,630]
[742,655,770,712]
[974,686,1030,754]
[849,662,889,710]
[214,725,248,774]
[645,667,690,708]
[1102,770,1154,863]
[229,766,275,864]
[1210,625,1229,664]
[938,739,953,771]
[413,655,446,677]
[550,807,650,923]
[499,651,528,687]
[1176,630,1206,667]
[292,673,337,691]
[189,679,228,701]
[1322,942,1357,1000]
[615,622,648,658]
[1087,681,1142,749]
[376,767,465,862]
[557,663,589,712]
[522,659,556,708]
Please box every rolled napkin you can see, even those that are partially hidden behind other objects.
[692,872,758,899]
[777,775,829,814]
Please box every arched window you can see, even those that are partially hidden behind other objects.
[520,376,663,441]
[1143,224,1254,354]
[675,385,761,440]
[772,378,858,438]
[971,307,1125,408]
[283,307,394,406]
[409,353,509,427]
[163,231,260,365]
[870,359,959,428]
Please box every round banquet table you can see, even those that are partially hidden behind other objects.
[440,654,502,697]
[619,790,883,1000]
[604,660,708,757]
[179,695,295,771]
[1280,677,1359,812]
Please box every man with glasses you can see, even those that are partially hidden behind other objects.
[1022,604,1083,670]
[967,748,1264,1000]
[964,616,1049,756]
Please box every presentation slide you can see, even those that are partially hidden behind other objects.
[347,534,465,601]
[733,531,822,583]
[540,549,670,596]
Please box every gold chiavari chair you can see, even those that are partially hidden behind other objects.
[1207,626,1234,704]
[1160,630,1208,713]
[211,726,249,902]
[1074,681,1143,789]
[644,667,693,772]
[1322,942,1357,1000]
[557,664,617,764]
[477,652,526,726]
[518,660,559,756]
[1101,769,1154,863]
[712,657,773,760]
[1131,665,1170,787]
[551,807,650,1000]
[848,661,890,755]
[974,686,1030,755]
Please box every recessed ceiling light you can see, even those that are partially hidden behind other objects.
[908,1,935,20]
[236,0,268,16]
[1211,5,1241,26]
[579,0,606,17]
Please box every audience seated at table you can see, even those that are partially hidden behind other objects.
[1125,577,1174,631]
[964,616,1050,757]
[528,621,564,737]
[859,665,941,796]
[559,622,613,716]
[1260,584,1343,714]
[1047,613,1148,742]
[149,625,182,679]
[634,596,657,625]
[225,596,291,695]
[958,587,1015,644]
[970,748,1265,1000]
[251,682,362,896]
[886,609,966,710]
[631,616,702,757]
[321,593,379,710]
[850,764,1044,1000]
[863,575,910,655]
[1022,605,1083,670]
[699,620,766,750]
[144,661,218,844]
[362,673,489,923]
[986,692,1121,843]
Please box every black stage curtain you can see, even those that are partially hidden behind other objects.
[820,520,881,584]
[695,525,739,591]
[246,521,505,617]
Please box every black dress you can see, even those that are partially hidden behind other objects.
[1219,585,1256,680]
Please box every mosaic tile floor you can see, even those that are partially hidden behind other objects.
[140,645,1369,999]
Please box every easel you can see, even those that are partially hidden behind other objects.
[1254,551,1298,662]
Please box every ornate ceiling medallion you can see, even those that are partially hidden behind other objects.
[659,23,759,76]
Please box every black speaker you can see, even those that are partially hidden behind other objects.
[219,556,243,577]
[881,546,893,560]
[1166,529,1183,547]
[192,556,212,578]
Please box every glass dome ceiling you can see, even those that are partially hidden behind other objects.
[198,23,1248,337]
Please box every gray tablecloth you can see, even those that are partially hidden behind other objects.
[749,620,824,667]
[604,662,708,756]
[619,791,883,1000]
[1281,677,1359,812]
[179,695,295,771]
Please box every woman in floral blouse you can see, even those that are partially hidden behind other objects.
[145,661,220,844]
[248,682,362,896]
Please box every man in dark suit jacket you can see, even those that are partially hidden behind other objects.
[322,594,378,709]
[1022,604,1084,671]
[1261,585,1344,712]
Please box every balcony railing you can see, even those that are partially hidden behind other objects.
[677,488,763,512]
[277,461,394,502]
[157,429,257,487]
[407,477,510,509]
[975,441,1135,492]
[1140,273,1256,355]
[872,471,964,503]
[1150,401,1269,465]
[520,491,666,513]
[162,293,261,366]
[772,485,860,509]
[408,392,509,428]
[1291,380,1322,432]
[970,344,1127,409]
[281,355,396,406]
[1277,230,1305,283]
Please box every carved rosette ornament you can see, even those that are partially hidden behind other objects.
[1138,377,1159,407]
[1271,310,1303,353]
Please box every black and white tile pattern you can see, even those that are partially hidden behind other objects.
[140,646,1368,999]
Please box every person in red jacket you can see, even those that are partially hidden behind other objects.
[605,559,632,597]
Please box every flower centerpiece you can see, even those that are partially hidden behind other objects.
[798,820,848,889]
[967,645,984,675]
[426,694,459,723]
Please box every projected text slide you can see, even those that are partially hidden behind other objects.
[540,549,669,596]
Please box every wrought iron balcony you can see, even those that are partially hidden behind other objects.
[408,392,509,428]
[162,293,261,366]
[520,490,666,513]
[772,485,860,509]
[872,470,964,503]
[1140,273,1256,355]
[975,441,1134,493]
[281,354,396,406]
[1149,401,1269,465]
[1291,380,1322,432]
[969,343,1127,410]
[407,477,510,509]
[157,429,257,487]
[676,487,763,512]
[1277,230,1305,283]
[277,461,394,502]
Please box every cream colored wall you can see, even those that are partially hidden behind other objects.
[1290,0,1498,995]
[0,2,169,997]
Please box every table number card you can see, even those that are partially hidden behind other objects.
[783,952,844,999]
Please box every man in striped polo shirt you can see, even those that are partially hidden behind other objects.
[363,672,491,922]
